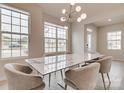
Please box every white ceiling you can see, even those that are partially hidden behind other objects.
[93,15,124,27]
[37,3,124,26]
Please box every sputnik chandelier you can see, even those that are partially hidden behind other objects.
[60,3,87,23]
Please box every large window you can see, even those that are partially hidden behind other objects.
[107,31,121,50]
[0,6,29,58]
[44,22,67,54]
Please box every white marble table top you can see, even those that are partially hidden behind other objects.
[25,53,104,75]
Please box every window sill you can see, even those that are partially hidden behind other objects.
[0,56,29,61]
[108,49,121,50]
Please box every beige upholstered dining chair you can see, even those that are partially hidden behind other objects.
[97,56,112,89]
[4,63,45,90]
[64,63,100,90]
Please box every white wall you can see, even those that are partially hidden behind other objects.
[71,22,84,55]
[84,24,98,53]
[98,22,124,60]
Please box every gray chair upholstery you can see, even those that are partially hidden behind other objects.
[64,63,100,90]
[4,63,45,90]
[97,56,112,89]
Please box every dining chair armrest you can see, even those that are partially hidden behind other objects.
[8,71,44,90]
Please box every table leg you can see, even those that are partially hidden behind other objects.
[60,70,63,80]
[49,73,51,87]
[57,82,66,89]
[57,70,65,89]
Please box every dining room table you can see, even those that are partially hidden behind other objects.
[25,52,104,88]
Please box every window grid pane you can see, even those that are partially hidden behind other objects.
[12,11,20,18]
[12,25,20,33]
[1,8,11,16]
[12,17,20,25]
[0,7,29,58]
[1,23,11,32]
[44,25,56,38]
[107,31,121,50]
[57,28,66,39]
[45,38,56,53]
[1,14,11,24]
[58,40,66,52]
[1,33,11,50]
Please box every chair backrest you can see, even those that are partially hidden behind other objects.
[4,63,43,90]
[5,63,32,73]
[97,56,112,73]
[65,63,100,90]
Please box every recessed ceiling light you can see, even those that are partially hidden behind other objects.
[70,3,75,5]
[87,28,93,32]
[108,19,112,22]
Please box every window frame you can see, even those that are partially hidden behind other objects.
[44,22,68,55]
[107,31,121,50]
[0,5,30,59]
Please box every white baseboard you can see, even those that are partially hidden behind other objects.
[112,59,124,62]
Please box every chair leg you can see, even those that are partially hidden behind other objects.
[107,73,111,84]
[101,73,106,90]
[65,84,67,90]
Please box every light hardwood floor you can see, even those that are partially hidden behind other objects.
[0,61,124,90]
